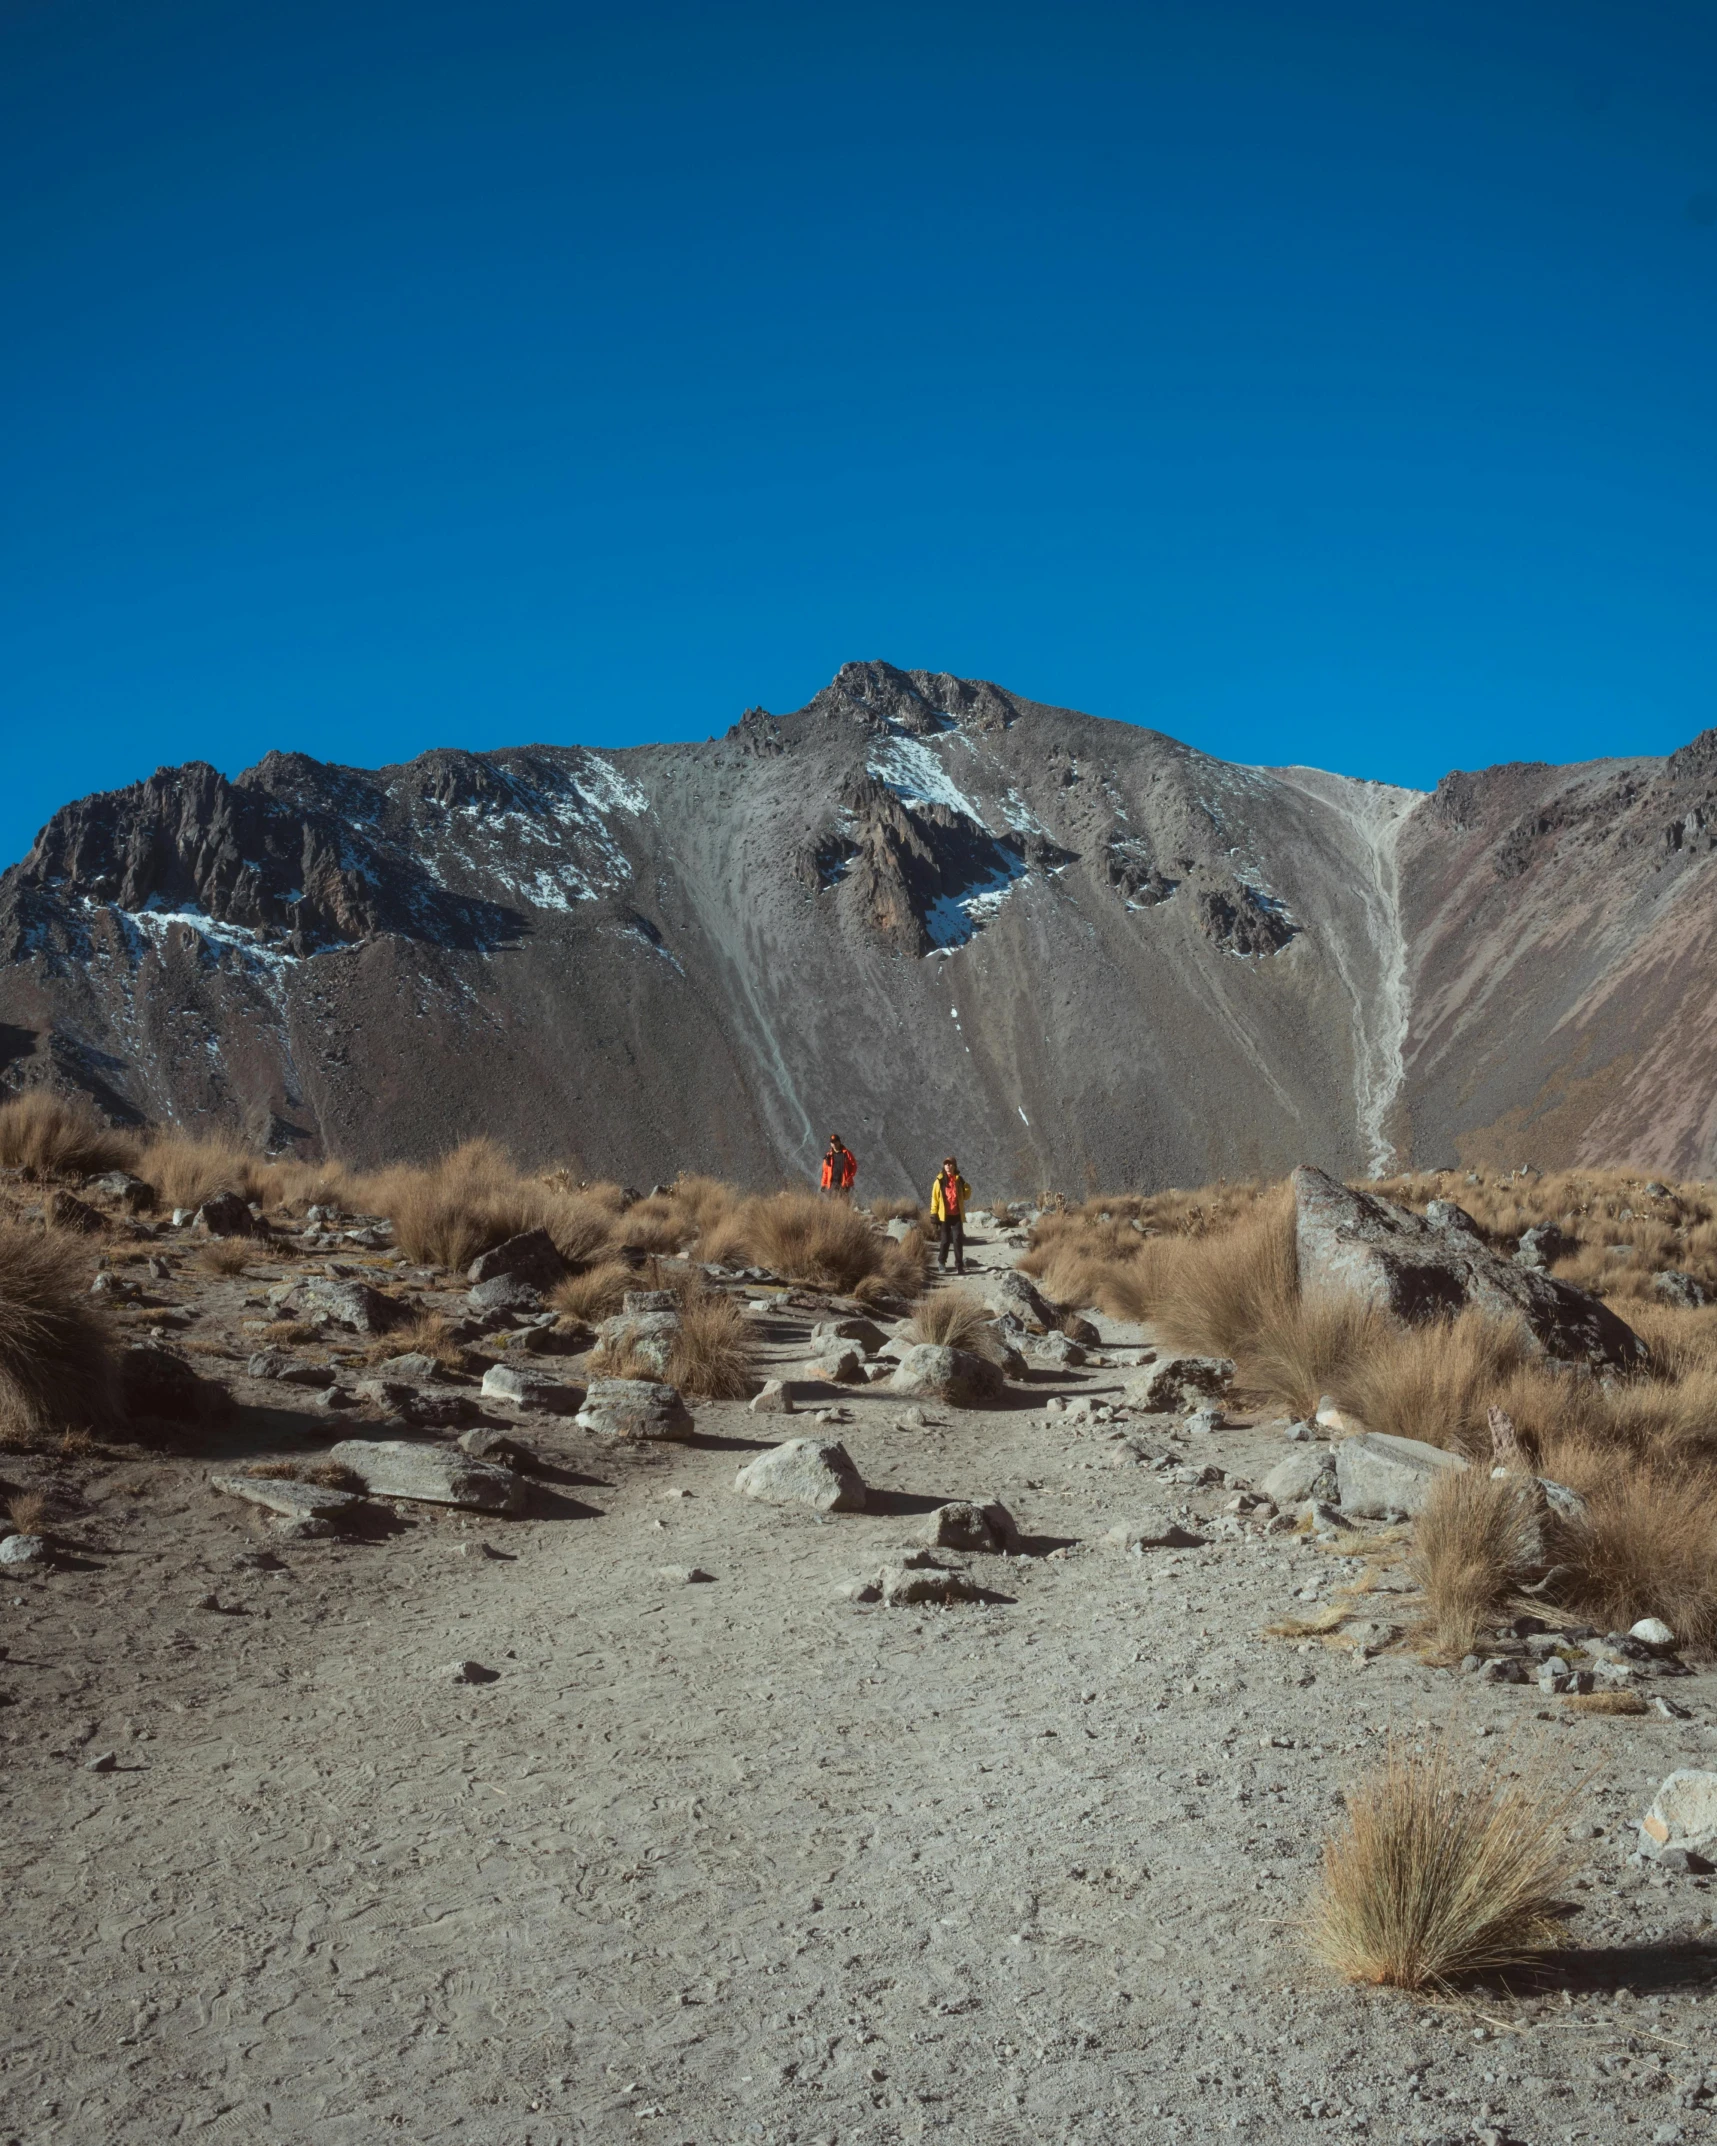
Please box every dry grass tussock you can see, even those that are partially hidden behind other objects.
[0,1222,115,1447]
[196,1239,254,1278]
[245,1458,366,1492]
[7,1487,48,1534]
[906,1289,1006,1361]
[1309,1733,1582,1991]
[666,1290,756,1400]
[550,1260,634,1324]
[361,1312,465,1370]
[0,1091,136,1178]
[1410,1470,1560,1656]
[136,1132,273,1210]
[1020,1181,1275,1321]
[358,1140,623,1272]
[701,1190,926,1302]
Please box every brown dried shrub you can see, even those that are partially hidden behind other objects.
[0,1091,136,1179]
[0,1222,115,1446]
[1308,1733,1581,1991]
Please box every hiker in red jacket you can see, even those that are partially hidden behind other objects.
[820,1136,857,1197]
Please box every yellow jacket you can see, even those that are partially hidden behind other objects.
[929,1171,970,1223]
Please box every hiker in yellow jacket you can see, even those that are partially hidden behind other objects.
[929,1156,971,1275]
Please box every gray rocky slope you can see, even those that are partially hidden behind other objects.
[3,659,1715,1189]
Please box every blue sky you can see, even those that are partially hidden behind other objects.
[3,0,1716,867]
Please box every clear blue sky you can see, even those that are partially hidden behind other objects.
[4,0,1716,868]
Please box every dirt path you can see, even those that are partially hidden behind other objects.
[3,1231,1717,2143]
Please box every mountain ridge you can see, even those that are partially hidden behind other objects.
[3,660,1714,1189]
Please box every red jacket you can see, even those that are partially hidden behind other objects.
[821,1144,857,1190]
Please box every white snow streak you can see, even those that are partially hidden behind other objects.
[1268,770,1423,1173]
[866,735,984,822]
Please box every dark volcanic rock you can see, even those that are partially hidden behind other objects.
[466,1228,566,1290]
[120,1344,223,1425]
[195,1191,259,1238]
[1292,1165,1647,1371]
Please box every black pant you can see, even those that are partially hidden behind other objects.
[938,1216,965,1272]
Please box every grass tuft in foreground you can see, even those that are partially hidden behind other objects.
[0,1222,115,1449]
[1308,1734,1582,1991]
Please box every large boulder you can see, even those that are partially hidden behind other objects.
[734,1437,867,1513]
[797,1347,865,1385]
[326,1439,526,1513]
[1262,1447,1338,1506]
[277,1276,408,1335]
[597,1309,682,1376]
[211,1473,364,1522]
[811,1317,889,1355]
[89,1170,156,1213]
[480,1363,581,1415]
[1334,1431,1469,1517]
[887,1344,1005,1407]
[195,1191,261,1238]
[1125,1355,1235,1413]
[466,1228,566,1291]
[468,1274,543,1317]
[969,1271,1056,1333]
[574,1378,694,1441]
[1654,1269,1708,1311]
[120,1344,223,1425]
[1292,1165,1647,1371]
[919,1498,1018,1552]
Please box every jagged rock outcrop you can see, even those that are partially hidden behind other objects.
[6,658,1717,1186]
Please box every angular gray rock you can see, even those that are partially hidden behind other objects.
[1640,1771,1717,1857]
[797,1347,864,1384]
[919,1498,1018,1552]
[292,1276,408,1335]
[878,1561,981,1607]
[466,1228,566,1290]
[458,1425,531,1466]
[970,1270,1055,1333]
[887,1343,1005,1407]
[1125,1355,1236,1413]
[749,1378,798,1414]
[733,1436,867,1513]
[1654,1269,1708,1310]
[89,1169,156,1212]
[810,1316,889,1354]
[195,1190,260,1238]
[0,1533,47,1568]
[372,1351,447,1381]
[1334,1430,1469,1517]
[211,1473,364,1521]
[326,1439,526,1513]
[1027,1330,1086,1368]
[468,1273,544,1316]
[1292,1164,1647,1371]
[355,1377,477,1429]
[574,1377,694,1441]
[480,1362,580,1414]
[597,1308,681,1376]
[1058,1313,1101,1346]
[622,1289,679,1315]
[1515,1223,1574,1271]
[1262,1448,1338,1506]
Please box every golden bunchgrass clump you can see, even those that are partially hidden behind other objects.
[700,1189,925,1300]
[1308,1734,1582,1991]
[1409,1469,1555,1655]
[0,1221,115,1448]
[666,1291,756,1399]
[196,1238,254,1278]
[906,1289,1004,1359]
[551,1259,634,1323]
[136,1131,275,1210]
[0,1091,136,1179]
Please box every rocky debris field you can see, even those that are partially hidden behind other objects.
[2,1194,1717,2144]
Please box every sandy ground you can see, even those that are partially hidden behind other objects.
[3,1227,1717,2145]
